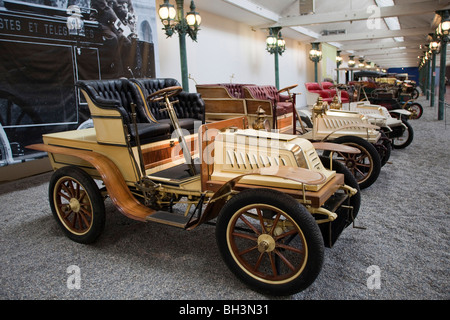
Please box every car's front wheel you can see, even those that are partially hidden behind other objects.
[216,188,324,295]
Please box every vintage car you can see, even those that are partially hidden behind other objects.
[350,73,423,119]
[297,97,391,190]
[347,102,414,149]
[27,78,361,296]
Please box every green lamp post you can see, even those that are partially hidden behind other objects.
[158,0,201,92]
[309,42,322,83]
[266,27,285,89]
[429,36,440,107]
[336,50,343,83]
[348,55,356,82]
[436,10,450,120]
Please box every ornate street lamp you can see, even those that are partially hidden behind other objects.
[309,43,322,82]
[266,27,285,89]
[358,58,365,69]
[348,55,356,68]
[436,9,450,120]
[158,0,201,91]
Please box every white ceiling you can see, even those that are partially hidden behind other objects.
[193,0,450,68]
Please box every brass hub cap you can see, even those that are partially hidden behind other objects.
[257,234,276,253]
[69,198,81,213]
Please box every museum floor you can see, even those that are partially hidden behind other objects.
[0,93,449,300]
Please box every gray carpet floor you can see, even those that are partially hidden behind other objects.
[1,95,449,300]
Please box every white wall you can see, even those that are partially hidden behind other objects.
[154,1,313,107]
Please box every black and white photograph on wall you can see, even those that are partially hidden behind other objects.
[0,0,158,169]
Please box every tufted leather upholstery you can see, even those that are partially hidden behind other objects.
[218,83,254,98]
[76,79,172,145]
[305,82,349,103]
[305,82,322,91]
[243,85,292,116]
[131,78,204,131]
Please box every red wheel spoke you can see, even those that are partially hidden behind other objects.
[269,212,282,236]
[268,252,278,276]
[78,211,91,229]
[78,190,87,202]
[60,183,71,197]
[79,206,93,219]
[254,252,265,272]
[355,166,367,177]
[274,249,296,272]
[66,180,75,197]
[356,162,371,168]
[232,231,257,241]
[57,191,71,201]
[239,214,261,235]
[238,245,258,257]
[62,209,73,220]
[256,208,266,232]
[71,212,78,229]
[75,183,81,199]
[274,228,297,241]
[277,242,304,254]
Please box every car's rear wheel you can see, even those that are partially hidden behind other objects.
[49,166,105,244]
[323,136,381,189]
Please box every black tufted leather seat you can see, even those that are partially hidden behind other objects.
[131,78,205,133]
[76,79,172,145]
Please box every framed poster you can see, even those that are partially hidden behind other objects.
[0,0,157,174]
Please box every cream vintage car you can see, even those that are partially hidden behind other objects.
[297,97,391,190]
[27,79,361,296]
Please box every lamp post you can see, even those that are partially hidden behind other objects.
[309,42,322,82]
[158,0,201,92]
[348,55,355,82]
[266,27,285,89]
[336,50,343,83]
[429,37,440,107]
[424,48,430,100]
[436,10,450,120]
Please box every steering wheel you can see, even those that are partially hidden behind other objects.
[147,86,182,103]
[278,84,298,94]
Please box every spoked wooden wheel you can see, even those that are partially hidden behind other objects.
[323,136,381,189]
[49,166,105,244]
[405,102,423,119]
[216,189,324,295]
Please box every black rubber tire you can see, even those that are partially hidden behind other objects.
[376,133,391,167]
[319,156,361,246]
[392,120,414,149]
[411,88,419,99]
[322,135,381,190]
[216,188,324,296]
[319,155,361,222]
[49,166,105,244]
